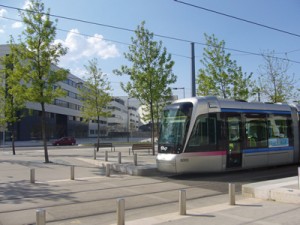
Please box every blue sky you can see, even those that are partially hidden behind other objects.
[1,0,300,99]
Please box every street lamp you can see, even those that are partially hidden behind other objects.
[172,87,186,99]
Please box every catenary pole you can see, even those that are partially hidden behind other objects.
[191,42,196,97]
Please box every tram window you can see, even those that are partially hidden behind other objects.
[187,115,216,151]
[245,114,268,148]
[228,117,240,142]
[267,115,291,147]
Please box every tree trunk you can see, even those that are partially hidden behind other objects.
[11,123,16,155]
[97,116,100,152]
[41,103,49,163]
[151,121,155,155]
[150,102,155,155]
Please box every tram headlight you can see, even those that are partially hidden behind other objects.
[157,153,176,161]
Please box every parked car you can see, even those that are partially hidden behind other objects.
[52,137,76,146]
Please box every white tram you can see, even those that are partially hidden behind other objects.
[157,96,300,173]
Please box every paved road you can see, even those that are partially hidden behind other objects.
[0,146,298,225]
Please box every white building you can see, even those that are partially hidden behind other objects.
[0,44,141,140]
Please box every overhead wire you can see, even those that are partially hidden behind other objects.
[0,4,299,64]
[0,15,191,60]
[173,0,300,39]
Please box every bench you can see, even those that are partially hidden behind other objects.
[94,143,115,152]
[129,143,153,155]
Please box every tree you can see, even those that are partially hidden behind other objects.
[18,0,68,162]
[197,33,253,100]
[0,42,27,155]
[114,22,176,155]
[79,58,112,152]
[258,50,296,103]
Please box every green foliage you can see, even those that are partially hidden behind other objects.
[0,50,25,118]
[19,0,68,104]
[114,21,176,154]
[258,50,296,103]
[197,34,253,100]
[79,58,112,151]
[15,0,68,162]
[79,58,112,121]
[0,41,28,154]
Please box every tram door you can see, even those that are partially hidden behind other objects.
[227,116,243,168]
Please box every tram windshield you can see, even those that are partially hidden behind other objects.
[158,102,193,153]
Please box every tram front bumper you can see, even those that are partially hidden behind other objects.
[156,154,177,173]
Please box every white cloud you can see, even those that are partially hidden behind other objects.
[69,67,87,79]
[0,8,7,17]
[56,29,120,64]
[0,9,8,34]
[12,22,23,29]
[22,0,32,9]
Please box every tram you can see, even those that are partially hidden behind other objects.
[157,96,300,173]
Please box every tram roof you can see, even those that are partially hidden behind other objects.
[174,96,293,114]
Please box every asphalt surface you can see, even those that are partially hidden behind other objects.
[1,144,300,225]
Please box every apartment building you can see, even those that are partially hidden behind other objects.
[107,97,140,134]
[0,44,141,141]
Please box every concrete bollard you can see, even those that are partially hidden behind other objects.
[105,151,108,162]
[106,164,111,177]
[179,189,186,215]
[134,154,138,166]
[36,208,46,225]
[298,167,300,189]
[117,198,125,225]
[229,183,235,205]
[94,149,96,160]
[70,165,75,180]
[30,168,35,184]
[118,152,121,164]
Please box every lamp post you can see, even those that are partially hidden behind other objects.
[172,87,186,99]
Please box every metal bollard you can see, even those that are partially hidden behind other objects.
[179,189,186,215]
[298,167,300,189]
[105,151,108,162]
[134,154,138,166]
[94,149,96,160]
[118,152,121,164]
[70,165,75,180]
[106,164,111,177]
[229,183,235,205]
[117,198,125,225]
[30,168,35,184]
[36,208,46,225]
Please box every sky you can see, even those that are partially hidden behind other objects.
[0,0,300,100]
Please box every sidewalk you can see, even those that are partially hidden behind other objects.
[92,149,300,224]
[1,146,300,225]
[111,197,300,225]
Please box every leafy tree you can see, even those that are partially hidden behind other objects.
[197,33,253,100]
[258,50,296,103]
[17,0,68,162]
[79,58,112,151]
[114,22,176,155]
[0,42,28,155]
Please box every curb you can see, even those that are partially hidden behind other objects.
[76,157,160,176]
[242,176,300,203]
